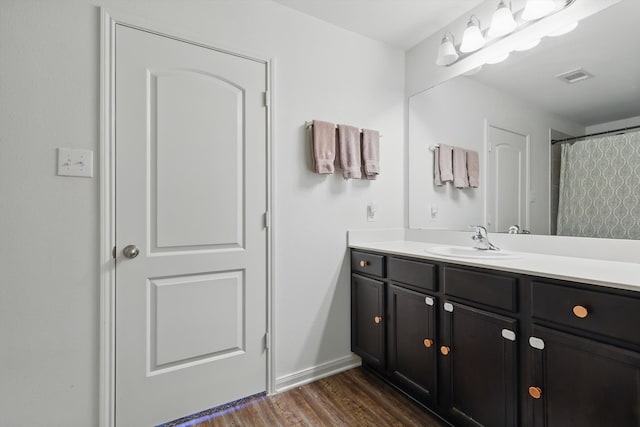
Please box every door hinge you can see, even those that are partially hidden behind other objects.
[112,246,117,259]
[488,143,493,152]
[264,332,270,350]
[263,91,270,107]
[263,211,271,229]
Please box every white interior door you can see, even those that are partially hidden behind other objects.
[115,25,268,426]
[486,125,528,233]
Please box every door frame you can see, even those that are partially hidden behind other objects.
[483,119,531,231]
[99,9,275,427]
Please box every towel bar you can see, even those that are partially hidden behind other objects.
[305,121,382,137]
[429,144,440,151]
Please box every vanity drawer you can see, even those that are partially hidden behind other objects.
[531,281,640,347]
[351,251,385,277]
[443,266,517,312]
[387,257,436,291]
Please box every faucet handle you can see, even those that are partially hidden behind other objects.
[469,225,488,237]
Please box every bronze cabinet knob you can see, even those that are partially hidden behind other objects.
[359,260,368,267]
[529,386,542,399]
[423,339,433,348]
[374,316,383,324]
[573,305,588,318]
[440,346,450,356]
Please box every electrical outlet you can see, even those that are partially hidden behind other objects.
[367,202,377,222]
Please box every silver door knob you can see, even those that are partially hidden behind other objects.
[122,245,139,259]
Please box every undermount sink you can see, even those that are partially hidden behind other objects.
[425,246,520,260]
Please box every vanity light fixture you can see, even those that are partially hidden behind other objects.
[521,0,556,21]
[488,0,517,38]
[434,0,577,67]
[436,32,459,66]
[460,15,485,53]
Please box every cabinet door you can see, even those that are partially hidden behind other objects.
[387,284,437,404]
[528,325,640,427]
[351,274,385,369]
[440,301,518,427]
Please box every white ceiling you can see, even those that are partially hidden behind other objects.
[270,0,484,50]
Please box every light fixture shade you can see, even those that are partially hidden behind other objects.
[488,1,517,38]
[460,16,485,53]
[522,0,556,21]
[436,33,459,66]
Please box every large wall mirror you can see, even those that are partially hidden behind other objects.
[409,0,640,240]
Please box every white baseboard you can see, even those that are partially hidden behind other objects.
[274,354,362,393]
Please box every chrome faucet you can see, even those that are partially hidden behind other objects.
[470,225,500,251]
[508,224,530,234]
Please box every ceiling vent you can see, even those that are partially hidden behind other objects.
[556,68,594,84]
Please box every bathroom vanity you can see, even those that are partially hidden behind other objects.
[350,241,640,427]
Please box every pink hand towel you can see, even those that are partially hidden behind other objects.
[361,129,380,180]
[311,120,336,174]
[453,146,469,188]
[467,149,479,188]
[439,144,453,182]
[338,124,362,179]
[433,147,443,186]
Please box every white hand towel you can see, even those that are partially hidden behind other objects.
[439,144,453,182]
[311,120,336,174]
[361,129,380,180]
[467,149,479,188]
[453,146,469,188]
[434,147,443,186]
[338,124,362,179]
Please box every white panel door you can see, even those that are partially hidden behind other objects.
[115,25,267,426]
[486,125,528,233]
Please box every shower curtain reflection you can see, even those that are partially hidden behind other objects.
[557,130,640,239]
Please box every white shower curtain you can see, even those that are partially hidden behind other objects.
[557,129,640,239]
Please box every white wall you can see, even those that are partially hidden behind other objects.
[0,1,405,425]
[586,115,640,133]
[409,76,583,233]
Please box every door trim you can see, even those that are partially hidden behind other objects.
[99,9,275,427]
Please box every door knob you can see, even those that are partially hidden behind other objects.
[423,338,433,348]
[122,245,140,259]
[440,346,450,356]
[374,316,383,324]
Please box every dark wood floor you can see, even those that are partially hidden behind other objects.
[182,367,448,426]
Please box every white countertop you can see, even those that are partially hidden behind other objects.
[349,240,640,293]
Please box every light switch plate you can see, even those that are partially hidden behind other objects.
[58,148,93,177]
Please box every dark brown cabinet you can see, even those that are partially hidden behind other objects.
[387,284,437,404]
[351,273,386,369]
[350,248,640,427]
[440,301,518,427]
[528,325,640,427]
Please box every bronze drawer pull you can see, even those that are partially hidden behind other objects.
[529,386,542,399]
[423,339,433,348]
[440,346,450,356]
[374,316,383,324]
[359,260,368,268]
[572,305,588,319]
